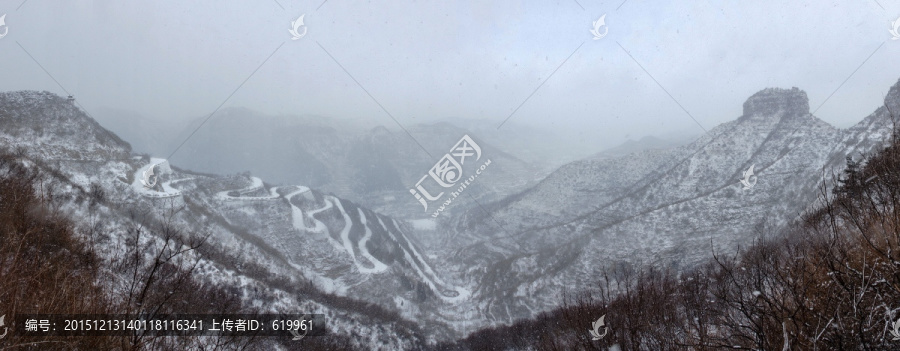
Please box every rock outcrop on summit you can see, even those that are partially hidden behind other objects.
[740,87,810,120]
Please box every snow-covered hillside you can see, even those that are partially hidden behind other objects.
[0,91,444,349]
[4,77,900,346]
[0,91,131,161]
[439,79,900,328]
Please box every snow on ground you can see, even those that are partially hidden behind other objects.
[167,177,195,186]
[285,186,315,231]
[288,262,349,295]
[355,209,389,273]
[409,218,437,231]
[215,176,278,200]
[332,198,368,274]
[130,162,471,304]
[279,190,356,296]
[285,189,346,254]
[383,217,471,303]
[160,178,190,195]
[306,197,345,253]
[131,158,182,198]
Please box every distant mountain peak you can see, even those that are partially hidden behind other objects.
[742,86,809,120]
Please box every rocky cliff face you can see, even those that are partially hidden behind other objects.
[438,79,900,328]
[741,87,809,120]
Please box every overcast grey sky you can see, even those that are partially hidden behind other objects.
[0,0,898,150]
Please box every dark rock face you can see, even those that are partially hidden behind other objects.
[887,78,900,112]
[742,87,809,119]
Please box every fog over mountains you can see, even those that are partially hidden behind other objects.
[2,77,900,346]
[93,107,602,219]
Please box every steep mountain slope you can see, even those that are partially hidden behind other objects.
[6,78,900,345]
[0,91,455,348]
[444,80,900,326]
[178,170,473,306]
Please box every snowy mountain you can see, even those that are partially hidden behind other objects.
[441,80,900,326]
[164,108,543,218]
[0,91,449,348]
[4,77,900,347]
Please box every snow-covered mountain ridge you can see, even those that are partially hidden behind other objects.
[4,77,900,345]
[440,78,900,327]
[0,91,461,348]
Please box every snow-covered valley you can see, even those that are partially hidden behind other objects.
[3,77,900,348]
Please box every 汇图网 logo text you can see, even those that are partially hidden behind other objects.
[410,134,492,217]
